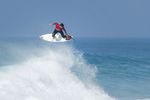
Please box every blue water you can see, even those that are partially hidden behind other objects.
[75,38,150,100]
[0,37,150,100]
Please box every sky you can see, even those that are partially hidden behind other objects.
[0,0,150,38]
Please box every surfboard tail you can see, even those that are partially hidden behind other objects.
[66,35,72,40]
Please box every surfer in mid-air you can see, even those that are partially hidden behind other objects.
[50,22,67,39]
[40,22,72,42]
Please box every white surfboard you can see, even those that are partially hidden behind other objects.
[40,33,72,42]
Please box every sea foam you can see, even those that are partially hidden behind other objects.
[0,45,114,100]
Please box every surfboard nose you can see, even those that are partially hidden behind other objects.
[40,36,43,39]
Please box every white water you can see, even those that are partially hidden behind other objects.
[0,45,114,100]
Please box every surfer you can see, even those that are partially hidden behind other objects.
[50,22,67,38]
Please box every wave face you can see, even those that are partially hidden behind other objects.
[0,45,114,100]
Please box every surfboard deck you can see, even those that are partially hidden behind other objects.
[40,33,72,42]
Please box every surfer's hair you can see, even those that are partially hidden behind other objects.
[60,23,64,27]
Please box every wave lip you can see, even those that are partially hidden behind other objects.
[0,45,114,100]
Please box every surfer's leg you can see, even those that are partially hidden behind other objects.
[52,29,58,37]
[60,31,66,38]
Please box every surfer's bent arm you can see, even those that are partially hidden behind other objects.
[63,28,67,34]
[50,22,58,26]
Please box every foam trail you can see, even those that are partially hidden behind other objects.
[0,45,114,100]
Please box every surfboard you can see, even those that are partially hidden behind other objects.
[40,33,72,42]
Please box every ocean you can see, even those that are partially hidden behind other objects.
[0,37,150,100]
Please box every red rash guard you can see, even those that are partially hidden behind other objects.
[55,23,64,31]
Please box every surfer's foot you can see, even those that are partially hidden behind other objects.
[52,35,56,39]
[62,35,66,39]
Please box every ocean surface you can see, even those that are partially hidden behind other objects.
[0,37,150,100]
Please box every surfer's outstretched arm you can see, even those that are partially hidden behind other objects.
[49,22,58,26]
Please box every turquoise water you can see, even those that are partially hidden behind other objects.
[0,37,150,100]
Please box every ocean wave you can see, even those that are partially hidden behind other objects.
[0,45,114,100]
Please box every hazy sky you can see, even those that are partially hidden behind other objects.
[0,0,149,38]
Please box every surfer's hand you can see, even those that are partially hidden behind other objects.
[49,23,53,26]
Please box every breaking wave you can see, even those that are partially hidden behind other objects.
[0,44,114,100]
